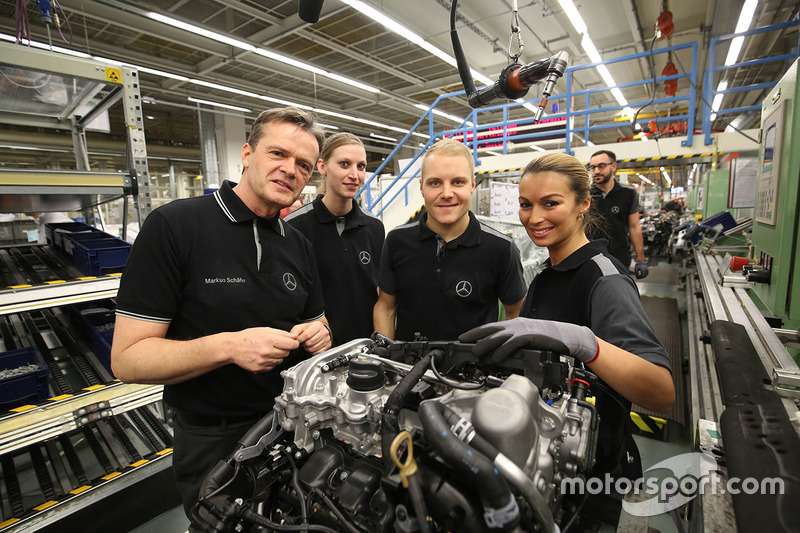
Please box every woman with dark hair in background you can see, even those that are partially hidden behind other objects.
[461,152,674,531]
[286,132,384,345]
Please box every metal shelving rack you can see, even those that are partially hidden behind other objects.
[0,43,171,531]
[0,40,152,219]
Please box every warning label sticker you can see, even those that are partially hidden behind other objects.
[105,67,122,83]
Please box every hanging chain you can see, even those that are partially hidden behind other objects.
[507,0,524,63]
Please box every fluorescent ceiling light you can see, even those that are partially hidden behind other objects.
[583,38,627,106]
[711,81,728,120]
[621,107,634,118]
[662,170,672,185]
[188,97,250,112]
[610,88,628,106]
[253,48,325,75]
[414,104,474,127]
[638,174,653,184]
[485,151,504,157]
[148,12,255,51]
[724,0,758,66]
[370,132,397,142]
[324,72,379,94]
[257,94,313,109]
[1,33,419,141]
[148,12,378,94]
[595,64,616,90]
[319,123,340,130]
[91,55,124,66]
[587,141,595,146]
[735,0,759,33]
[340,0,493,86]
[581,35,603,64]
[138,65,189,82]
[725,37,745,67]
[532,145,546,152]
[192,80,260,99]
[4,35,92,58]
[557,0,588,34]
[253,48,379,94]
[368,137,398,145]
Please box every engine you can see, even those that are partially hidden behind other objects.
[189,337,600,533]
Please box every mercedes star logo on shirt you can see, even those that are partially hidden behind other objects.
[359,250,371,264]
[611,205,620,214]
[283,272,297,291]
[455,280,472,297]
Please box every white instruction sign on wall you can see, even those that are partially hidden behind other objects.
[729,157,758,209]
[490,181,519,217]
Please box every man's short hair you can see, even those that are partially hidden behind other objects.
[420,138,474,177]
[247,107,325,153]
[590,149,617,163]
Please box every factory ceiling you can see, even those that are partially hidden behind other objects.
[0,0,797,174]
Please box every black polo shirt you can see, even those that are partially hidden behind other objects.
[521,240,669,485]
[116,180,324,417]
[378,211,526,341]
[284,196,384,345]
[590,180,639,266]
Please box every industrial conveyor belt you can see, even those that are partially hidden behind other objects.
[0,404,173,530]
[0,305,114,416]
[635,295,686,426]
[0,244,121,317]
[0,244,84,288]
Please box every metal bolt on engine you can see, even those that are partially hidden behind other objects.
[339,471,348,481]
[312,430,320,440]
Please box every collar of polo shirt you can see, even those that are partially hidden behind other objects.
[417,211,481,248]
[214,180,284,235]
[312,196,367,229]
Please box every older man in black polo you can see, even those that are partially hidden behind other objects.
[111,107,331,515]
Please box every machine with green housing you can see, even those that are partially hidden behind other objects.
[750,57,800,332]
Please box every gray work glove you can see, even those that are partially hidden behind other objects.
[634,259,649,279]
[458,317,599,364]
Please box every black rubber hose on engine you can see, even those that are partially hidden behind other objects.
[418,400,520,530]
[237,411,275,448]
[433,403,557,533]
[381,351,435,465]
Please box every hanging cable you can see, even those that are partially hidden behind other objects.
[670,52,760,144]
[52,0,74,44]
[450,0,568,120]
[630,32,660,135]
[14,0,31,44]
